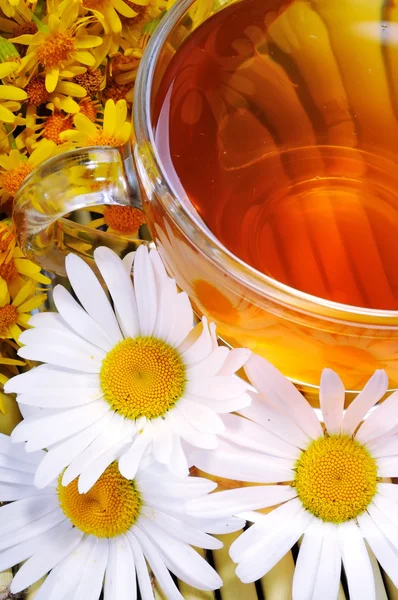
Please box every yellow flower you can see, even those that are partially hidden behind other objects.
[120,0,167,48]
[0,139,64,205]
[60,98,132,147]
[82,0,138,34]
[86,204,145,237]
[0,246,51,298]
[26,75,88,114]
[12,1,103,92]
[0,277,47,342]
[0,0,31,19]
[0,84,27,124]
[0,218,17,265]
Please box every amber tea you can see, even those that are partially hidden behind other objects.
[154,0,398,310]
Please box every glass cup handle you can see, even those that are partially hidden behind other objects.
[13,144,143,276]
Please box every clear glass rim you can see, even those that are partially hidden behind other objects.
[133,0,398,326]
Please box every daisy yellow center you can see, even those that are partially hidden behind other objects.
[37,32,75,68]
[100,336,186,419]
[58,462,141,538]
[1,163,33,197]
[0,260,18,283]
[0,305,18,334]
[294,436,377,524]
[103,83,130,103]
[103,205,145,234]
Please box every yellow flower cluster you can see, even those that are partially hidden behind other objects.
[0,0,170,426]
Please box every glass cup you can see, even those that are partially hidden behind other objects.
[14,0,398,404]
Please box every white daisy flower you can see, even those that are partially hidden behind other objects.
[0,433,245,599]
[187,354,398,600]
[5,245,251,492]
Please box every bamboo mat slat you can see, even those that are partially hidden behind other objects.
[259,551,294,600]
[212,531,259,600]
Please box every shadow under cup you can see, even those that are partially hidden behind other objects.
[14,0,398,405]
[134,0,398,404]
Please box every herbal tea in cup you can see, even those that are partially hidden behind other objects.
[137,0,398,401]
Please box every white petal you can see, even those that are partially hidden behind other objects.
[170,410,219,450]
[118,429,153,480]
[0,434,43,465]
[70,537,108,600]
[177,398,225,434]
[369,435,398,458]
[0,453,37,474]
[149,249,169,286]
[0,466,33,485]
[33,534,92,600]
[311,523,341,600]
[320,368,345,435]
[217,348,252,376]
[377,455,398,477]
[358,511,398,588]
[367,501,398,549]
[62,411,131,486]
[134,245,157,336]
[104,536,136,600]
[0,495,58,536]
[78,438,131,493]
[186,347,229,379]
[17,401,110,451]
[126,532,155,600]
[187,485,296,519]
[138,518,222,591]
[244,354,323,441]
[123,250,135,274]
[166,292,194,348]
[137,475,216,499]
[221,413,300,460]
[0,483,43,501]
[34,414,109,488]
[5,365,100,395]
[230,497,304,563]
[130,527,183,600]
[235,508,313,583]
[53,285,114,352]
[186,374,248,400]
[28,311,72,333]
[338,520,376,600]
[377,482,398,502]
[153,279,178,341]
[94,246,139,338]
[292,519,324,600]
[11,526,84,594]
[181,318,213,365]
[66,253,122,344]
[0,508,65,552]
[0,520,71,573]
[342,370,388,436]
[356,390,398,445]
[18,336,103,373]
[372,494,398,529]
[191,392,251,414]
[168,434,189,477]
[19,327,105,364]
[189,441,293,483]
[238,392,310,450]
[140,506,221,550]
[151,419,173,465]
